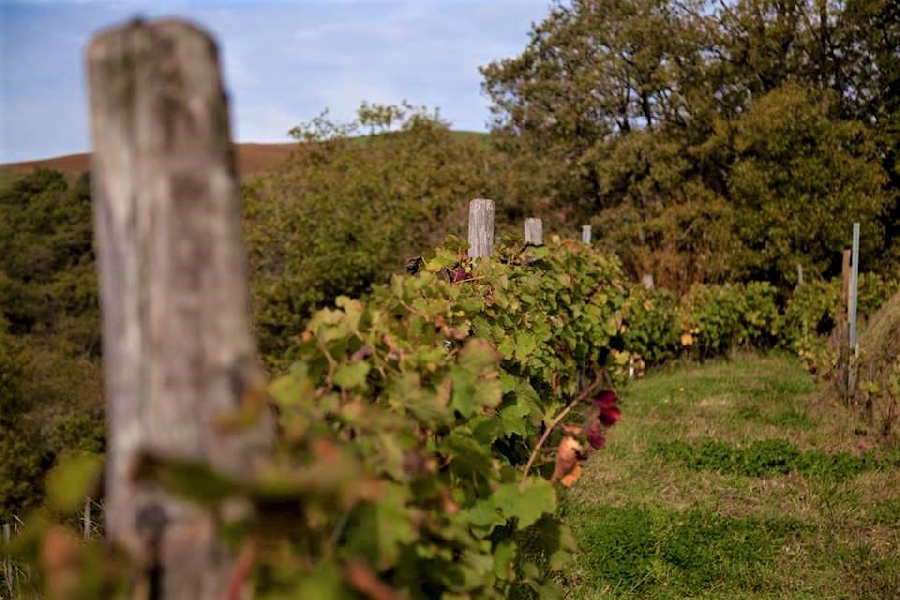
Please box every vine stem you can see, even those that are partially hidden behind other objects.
[519,372,604,490]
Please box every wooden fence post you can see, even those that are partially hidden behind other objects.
[796,264,804,286]
[840,249,851,342]
[848,223,860,394]
[838,249,852,399]
[83,497,91,541]
[468,199,495,259]
[524,218,543,245]
[582,225,592,244]
[87,18,272,599]
[2,523,12,598]
[849,223,860,355]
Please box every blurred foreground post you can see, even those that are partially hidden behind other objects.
[87,18,272,598]
[468,199,495,259]
[524,218,543,245]
[582,225,592,243]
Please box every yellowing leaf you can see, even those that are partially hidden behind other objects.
[559,462,582,488]
[551,436,582,484]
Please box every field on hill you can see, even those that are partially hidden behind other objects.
[0,142,299,180]
[0,132,489,182]
[563,354,900,599]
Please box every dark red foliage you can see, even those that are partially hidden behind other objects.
[599,404,621,426]
[450,267,468,283]
[593,389,617,409]
[584,419,606,450]
[580,389,620,450]
[592,389,621,426]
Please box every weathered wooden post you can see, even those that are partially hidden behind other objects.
[838,249,852,399]
[848,223,861,393]
[581,225,592,244]
[468,198,495,259]
[524,218,543,245]
[849,223,860,355]
[796,264,804,287]
[3,522,12,598]
[83,497,91,540]
[87,18,272,598]
[841,250,852,324]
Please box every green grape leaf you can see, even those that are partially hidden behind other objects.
[493,479,557,529]
[344,483,417,570]
[499,398,532,437]
[334,361,371,390]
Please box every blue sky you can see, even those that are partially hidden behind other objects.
[0,0,550,163]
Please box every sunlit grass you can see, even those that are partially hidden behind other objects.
[563,353,900,599]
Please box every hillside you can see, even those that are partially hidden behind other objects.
[0,142,299,180]
[0,132,489,184]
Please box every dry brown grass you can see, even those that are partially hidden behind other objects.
[0,142,298,181]
[855,290,900,443]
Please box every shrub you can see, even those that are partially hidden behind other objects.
[741,281,783,348]
[243,104,518,366]
[621,287,681,366]
[34,238,628,599]
[784,279,840,342]
[679,284,746,359]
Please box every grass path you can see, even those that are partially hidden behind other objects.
[562,353,900,599]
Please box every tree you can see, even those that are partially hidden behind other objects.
[0,169,104,516]
[723,84,892,283]
[244,104,515,364]
[0,320,44,519]
[482,0,899,287]
[0,169,98,355]
[481,0,713,214]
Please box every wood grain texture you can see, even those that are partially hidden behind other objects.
[467,198,495,259]
[524,217,543,246]
[87,18,272,598]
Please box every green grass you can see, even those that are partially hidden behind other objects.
[654,438,900,479]
[562,353,900,599]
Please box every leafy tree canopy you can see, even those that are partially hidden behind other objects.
[482,0,900,287]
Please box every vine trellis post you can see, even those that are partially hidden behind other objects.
[467,198,495,259]
[524,217,543,245]
[87,18,273,599]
